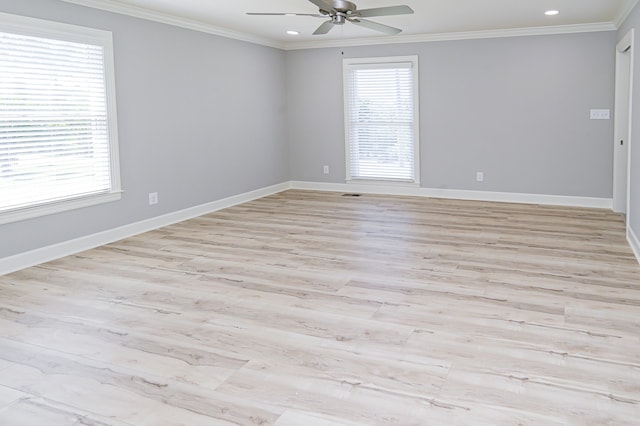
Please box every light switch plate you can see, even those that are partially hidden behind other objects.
[590,109,610,120]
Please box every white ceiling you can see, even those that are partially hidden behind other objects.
[63,0,638,49]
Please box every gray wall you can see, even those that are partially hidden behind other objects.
[0,0,288,258]
[0,1,624,262]
[619,5,640,244]
[287,32,616,197]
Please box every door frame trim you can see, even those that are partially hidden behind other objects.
[613,29,634,215]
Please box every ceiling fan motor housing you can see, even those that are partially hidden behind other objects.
[249,0,413,36]
[324,0,357,25]
[330,0,358,13]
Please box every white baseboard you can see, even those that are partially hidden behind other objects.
[0,180,619,275]
[0,182,289,276]
[290,181,613,209]
[629,226,640,265]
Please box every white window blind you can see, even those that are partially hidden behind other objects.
[344,57,419,183]
[0,13,120,224]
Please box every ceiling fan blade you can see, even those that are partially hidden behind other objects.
[247,13,324,17]
[350,18,402,35]
[313,20,335,35]
[353,5,414,18]
[307,0,335,14]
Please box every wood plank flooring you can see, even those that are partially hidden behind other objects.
[1,189,640,425]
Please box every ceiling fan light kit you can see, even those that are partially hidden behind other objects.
[248,0,414,36]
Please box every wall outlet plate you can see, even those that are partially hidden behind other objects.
[148,192,158,205]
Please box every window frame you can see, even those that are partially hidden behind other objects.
[343,55,420,186]
[0,12,121,225]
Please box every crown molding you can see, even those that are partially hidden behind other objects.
[60,0,286,49]
[283,22,617,50]
[614,0,640,28]
[61,0,619,51]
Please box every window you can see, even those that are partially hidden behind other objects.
[0,12,121,224]
[343,56,419,184]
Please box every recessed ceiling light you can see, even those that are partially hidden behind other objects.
[286,30,300,35]
[285,13,296,17]
[545,10,559,16]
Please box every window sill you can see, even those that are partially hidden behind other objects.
[346,179,421,188]
[0,191,123,225]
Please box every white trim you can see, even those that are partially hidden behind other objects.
[613,28,634,214]
[629,226,640,265]
[0,10,112,43]
[614,0,640,28]
[284,23,616,50]
[343,55,420,185]
[0,183,289,276]
[0,11,122,225]
[0,192,122,226]
[58,0,616,51]
[60,0,285,49]
[104,24,122,203]
[1,181,623,275]
[289,181,613,209]
[346,179,420,188]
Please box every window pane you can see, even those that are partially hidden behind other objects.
[345,59,418,183]
[0,21,117,217]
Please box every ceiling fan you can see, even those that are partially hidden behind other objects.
[247,0,414,35]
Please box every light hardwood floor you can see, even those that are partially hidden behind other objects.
[1,189,640,425]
